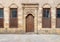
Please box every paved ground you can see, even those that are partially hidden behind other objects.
[0,34,60,42]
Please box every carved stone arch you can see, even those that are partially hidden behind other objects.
[26,13,34,17]
[0,4,4,8]
[9,3,18,8]
[24,9,35,17]
[56,3,60,8]
[26,14,34,18]
[42,3,51,8]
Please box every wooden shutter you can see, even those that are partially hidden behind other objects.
[42,8,51,28]
[9,8,18,28]
[56,8,60,28]
[0,8,4,28]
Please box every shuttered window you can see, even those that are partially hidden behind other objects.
[0,8,4,28]
[9,8,18,28]
[56,8,60,28]
[42,8,51,28]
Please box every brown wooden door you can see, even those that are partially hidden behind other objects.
[26,14,34,32]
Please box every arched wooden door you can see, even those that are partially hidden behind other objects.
[26,14,34,32]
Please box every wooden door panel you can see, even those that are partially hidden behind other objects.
[26,14,34,32]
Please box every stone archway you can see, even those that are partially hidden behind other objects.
[26,14,34,32]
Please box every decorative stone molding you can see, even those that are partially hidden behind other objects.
[0,4,4,8]
[42,3,51,8]
[56,3,60,8]
[9,3,18,8]
[22,3,39,8]
[23,4,38,33]
[24,8,35,17]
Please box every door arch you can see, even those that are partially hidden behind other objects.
[26,14,34,32]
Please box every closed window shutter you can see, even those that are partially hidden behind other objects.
[0,8,4,28]
[9,8,18,28]
[42,8,51,28]
[56,8,60,28]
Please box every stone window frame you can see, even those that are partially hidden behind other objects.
[42,3,51,28]
[0,4,4,28]
[56,3,60,28]
[9,3,18,28]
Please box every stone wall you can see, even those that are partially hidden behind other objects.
[0,0,60,34]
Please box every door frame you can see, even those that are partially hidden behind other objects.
[23,11,38,33]
[23,4,38,33]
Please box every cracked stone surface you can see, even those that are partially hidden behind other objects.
[0,34,60,42]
